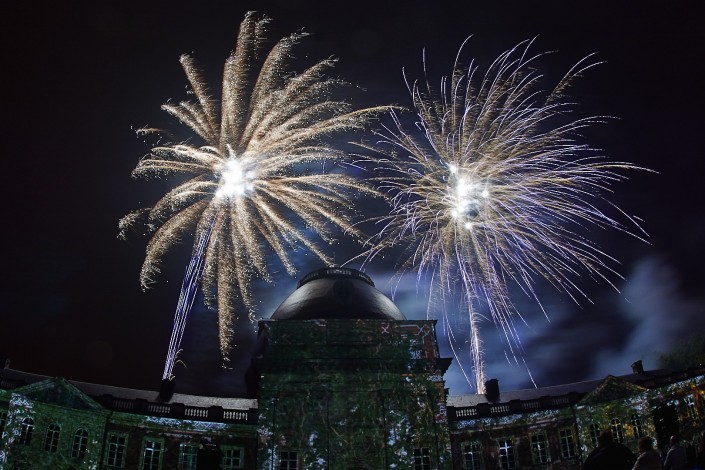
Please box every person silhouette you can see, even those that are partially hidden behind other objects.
[633,436,662,470]
[583,430,636,470]
[663,435,687,470]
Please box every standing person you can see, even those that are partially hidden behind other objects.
[633,437,662,470]
[583,430,636,470]
[663,435,687,470]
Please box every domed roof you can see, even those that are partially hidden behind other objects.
[270,267,406,321]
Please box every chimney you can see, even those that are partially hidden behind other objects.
[484,378,500,402]
[631,360,644,374]
[158,378,176,402]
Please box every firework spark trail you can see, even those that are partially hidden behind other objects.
[162,214,216,380]
[361,38,649,392]
[121,12,387,375]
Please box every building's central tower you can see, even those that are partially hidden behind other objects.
[253,267,452,469]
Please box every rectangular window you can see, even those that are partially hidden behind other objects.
[179,443,199,470]
[463,441,484,470]
[142,438,163,470]
[279,450,298,470]
[559,428,577,459]
[498,438,516,470]
[530,432,550,464]
[222,446,244,470]
[413,447,431,470]
[106,434,128,468]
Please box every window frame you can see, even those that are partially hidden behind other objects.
[141,437,164,470]
[462,440,484,470]
[19,417,34,446]
[588,423,601,448]
[630,413,644,439]
[221,445,245,470]
[43,423,60,453]
[0,410,8,434]
[685,395,698,419]
[611,418,624,443]
[530,432,551,464]
[71,427,89,460]
[105,432,128,468]
[497,437,516,470]
[178,442,199,470]
[559,427,577,459]
[413,447,432,470]
[278,449,299,470]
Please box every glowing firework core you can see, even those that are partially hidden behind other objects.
[365,40,648,392]
[448,163,489,229]
[215,155,255,201]
[121,12,388,379]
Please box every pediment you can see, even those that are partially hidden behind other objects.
[579,375,647,405]
[11,377,103,411]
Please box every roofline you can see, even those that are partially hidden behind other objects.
[0,368,257,425]
[447,364,705,421]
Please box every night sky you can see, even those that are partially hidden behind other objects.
[2,1,704,397]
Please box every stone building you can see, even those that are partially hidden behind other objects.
[0,267,703,469]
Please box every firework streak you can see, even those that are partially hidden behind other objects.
[121,12,386,378]
[361,39,649,391]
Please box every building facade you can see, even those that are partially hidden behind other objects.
[1,267,703,469]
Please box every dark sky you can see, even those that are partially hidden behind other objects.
[1,0,704,397]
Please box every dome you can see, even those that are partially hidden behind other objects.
[270,267,406,321]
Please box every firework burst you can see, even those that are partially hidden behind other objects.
[362,39,648,391]
[121,12,385,378]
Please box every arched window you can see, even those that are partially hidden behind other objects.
[19,417,34,445]
[44,423,60,452]
[71,428,88,460]
[611,418,624,443]
[685,395,698,419]
[588,423,601,447]
[630,414,644,438]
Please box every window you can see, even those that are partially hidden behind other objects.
[559,428,577,459]
[0,410,7,434]
[142,439,163,470]
[44,424,60,452]
[106,434,128,468]
[179,443,199,470]
[279,450,298,470]
[685,395,698,419]
[19,417,34,445]
[222,446,244,470]
[463,441,484,470]
[611,418,624,443]
[71,428,88,459]
[630,414,644,438]
[588,423,601,447]
[498,438,516,470]
[530,432,550,464]
[413,447,431,470]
